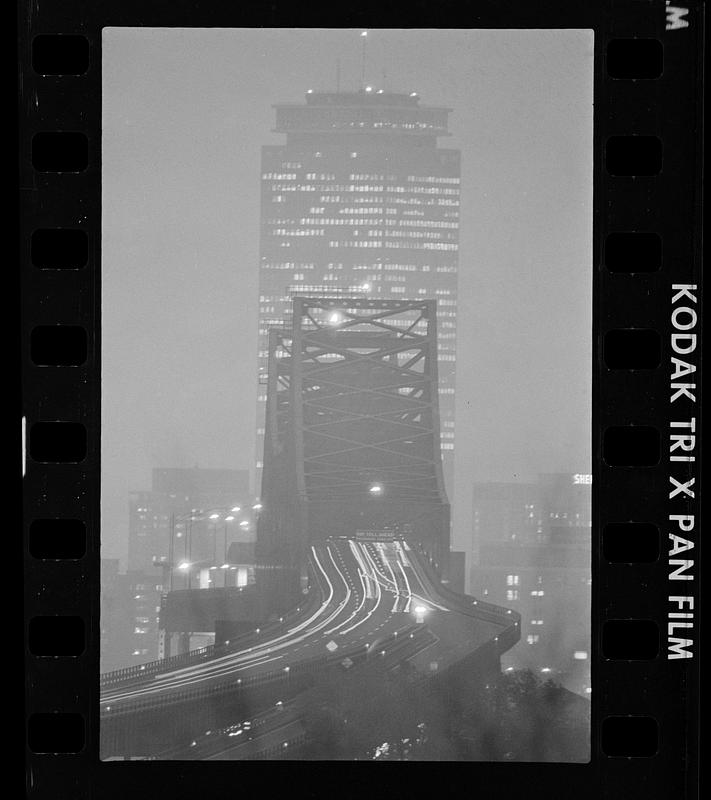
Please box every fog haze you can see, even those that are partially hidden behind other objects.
[102,28,593,566]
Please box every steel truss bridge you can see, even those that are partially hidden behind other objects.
[100,298,519,760]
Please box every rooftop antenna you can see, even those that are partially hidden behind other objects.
[360,30,368,89]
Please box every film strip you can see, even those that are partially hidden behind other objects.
[21,2,702,797]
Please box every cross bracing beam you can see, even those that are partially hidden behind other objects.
[258,297,450,576]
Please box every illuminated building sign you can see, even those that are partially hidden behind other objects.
[572,474,592,485]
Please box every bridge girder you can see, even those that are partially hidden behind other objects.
[258,298,450,575]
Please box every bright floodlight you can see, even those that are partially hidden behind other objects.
[221,563,230,569]
[252,502,263,510]
[362,282,371,291]
[369,483,383,495]
[231,506,241,513]
[328,311,343,325]
[225,515,234,521]
[177,561,191,571]
[209,513,220,520]
[414,605,427,615]
[240,520,249,528]
[365,86,373,92]
[361,30,368,37]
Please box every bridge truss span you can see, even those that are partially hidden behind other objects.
[258,297,451,583]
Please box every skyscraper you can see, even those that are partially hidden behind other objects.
[256,88,460,493]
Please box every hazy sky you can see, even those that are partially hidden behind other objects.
[102,28,593,566]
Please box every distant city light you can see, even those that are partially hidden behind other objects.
[369,483,383,495]
[231,506,241,513]
[240,520,249,528]
[209,513,220,520]
[541,667,552,673]
[361,30,368,37]
[365,86,373,92]
[410,92,418,97]
[306,89,313,94]
[252,503,263,510]
[225,515,235,521]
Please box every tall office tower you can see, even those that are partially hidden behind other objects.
[256,89,460,495]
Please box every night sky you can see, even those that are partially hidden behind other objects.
[102,28,593,566]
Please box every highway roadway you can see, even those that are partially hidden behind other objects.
[101,538,511,714]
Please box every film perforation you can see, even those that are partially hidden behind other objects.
[605,135,664,176]
[32,34,91,77]
[20,2,701,796]
[30,325,88,367]
[603,328,662,369]
[601,715,659,758]
[29,615,86,657]
[604,231,662,273]
[28,519,87,561]
[602,522,660,563]
[602,619,660,660]
[31,229,89,271]
[606,38,664,80]
[31,131,89,173]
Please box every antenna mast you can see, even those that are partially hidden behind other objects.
[360,31,368,89]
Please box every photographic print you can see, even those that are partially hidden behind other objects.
[100,28,593,761]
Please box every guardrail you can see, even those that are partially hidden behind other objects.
[408,544,521,650]
[100,588,321,690]
[102,624,427,718]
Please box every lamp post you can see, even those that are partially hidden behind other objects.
[223,515,235,587]
[209,513,220,587]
